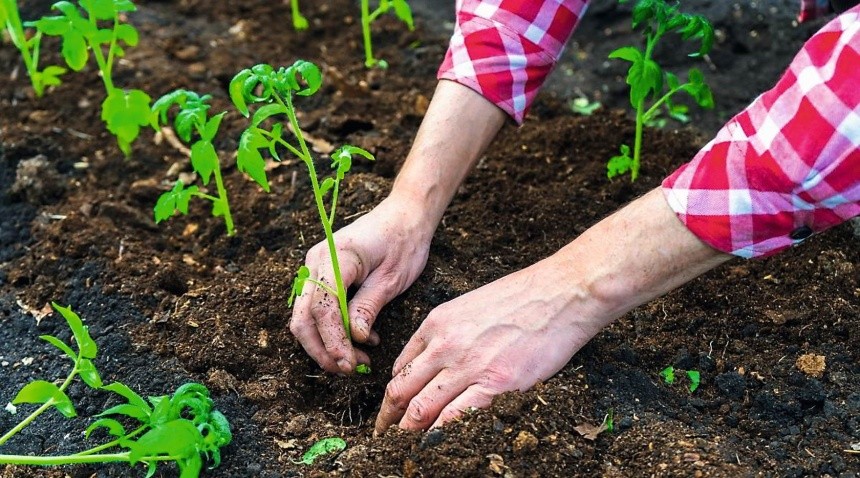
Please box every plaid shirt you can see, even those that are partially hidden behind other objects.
[438,1,859,258]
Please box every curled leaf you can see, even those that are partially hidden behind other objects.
[300,437,347,465]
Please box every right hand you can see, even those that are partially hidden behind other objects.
[289,195,435,374]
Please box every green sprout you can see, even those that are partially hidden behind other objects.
[151,89,254,237]
[686,370,701,393]
[298,437,346,465]
[31,0,150,155]
[569,97,601,116]
[0,303,231,477]
[230,61,374,374]
[360,0,414,68]
[607,0,714,181]
[660,365,676,384]
[0,0,67,96]
[603,409,615,433]
[288,0,308,30]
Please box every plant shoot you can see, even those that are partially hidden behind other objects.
[607,0,714,181]
[0,0,67,96]
[360,0,414,68]
[230,61,374,371]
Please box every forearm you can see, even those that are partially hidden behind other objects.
[388,80,507,233]
[548,189,732,337]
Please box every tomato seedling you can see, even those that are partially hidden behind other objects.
[151,89,254,237]
[607,0,714,181]
[0,303,232,477]
[230,61,373,371]
[31,0,150,155]
[0,0,67,96]
[360,0,414,68]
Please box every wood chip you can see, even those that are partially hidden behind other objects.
[574,421,608,441]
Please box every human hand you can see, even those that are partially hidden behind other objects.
[373,256,606,434]
[289,195,435,374]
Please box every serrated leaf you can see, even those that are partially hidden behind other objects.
[288,60,322,97]
[251,103,287,127]
[190,140,218,185]
[606,144,632,180]
[98,403,151,421]
[154,181,198,223]
[300,437,346,465]
[660,366,676,384]
[102,382,152,412]
[85,418,127,439]
[101,88,152,156]
[229,69,253,116]
[627,58,662,107]
[51,302,97,358]
[201,112,225,142]
[236,134,270,192]
[687,370,701,393]
[128,419,202,466]
[288,265,310,307]
[39,335,77,361]
[13,380,77,418]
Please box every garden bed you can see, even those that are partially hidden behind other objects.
[1,0,858,476]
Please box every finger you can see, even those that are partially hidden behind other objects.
[347,269,400,343]
[430,384,496,429]
[290,265,343,374]
[397,370,470,431]
[374,352,441,436]
[392,331,428,376]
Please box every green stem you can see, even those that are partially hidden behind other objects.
[307,279,339,298]
[193,192,221,203]
[0,452,180,466]
[280,92,352,339]
[73,426,147,457]
[87,13,114,92]
[211,168,235,236]
[642,86,684,121]
[360,0,380,67]
[2,1,44,96]
[0,363,79,446]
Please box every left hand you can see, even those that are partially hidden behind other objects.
[373,256,604,434]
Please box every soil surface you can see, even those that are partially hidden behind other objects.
[1,0,858,477]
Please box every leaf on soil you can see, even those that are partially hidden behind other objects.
[574,421,609,441]
[300,437,346,465]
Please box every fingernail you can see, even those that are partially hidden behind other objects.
[337,359,352,374]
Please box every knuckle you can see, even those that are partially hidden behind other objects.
[405,399,429,424]
[384,380,408,408]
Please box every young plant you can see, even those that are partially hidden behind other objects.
[607,0,714,181]
[288,0,308,30]
[151,89,248,237]
[0,303,232,477]
[230,62,374,371]
[0,0,67,96]
[31,0,150,155]
[360,0,414,68]
[659,365,676,385]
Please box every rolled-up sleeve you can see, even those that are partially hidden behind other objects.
[662,6,860,258]
[438,0,589,124]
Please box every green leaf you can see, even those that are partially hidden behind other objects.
[569,97,601,116]
[687,370,701,393]
[101,88,152,156]
[79,358,104,388]
[114,0,136,12]
[251,103,287,127]
[681,69,714,108]
[319,177,335,197]
[201,112,225,142]
[98,403,151,421]
[211,199,227,218]
[229,69,253,116]
[606,144,632,180]
[660,366,676,385]
[300,437,346,465]
[128,419,202,466]
[332,145,374,180]
[355,364,371,374]
[154,181,199,223]
[151,89,189,128]
[85,418,127,439]
[60,30,88,71]
[91,28,114,45]
[80,0,118,20]
[39,65,67,88]
[288,265,310,307]
[102,382,152,412]
[287,60,322,97]
[608,46,642,63]
[391,0,414,30]
[237,129,270,192]
[190,140,219,185]
[13,380,77,418]
[627,58,662,107]
[51,302,97,359]
[39,335,77,361]
[34,16,71,35]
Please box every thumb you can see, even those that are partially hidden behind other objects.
[348,272,398,344]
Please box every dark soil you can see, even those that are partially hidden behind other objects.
[1,0,858,477]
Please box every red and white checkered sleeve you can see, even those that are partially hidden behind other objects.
[662,6,860,259]
[437,0,589,124]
